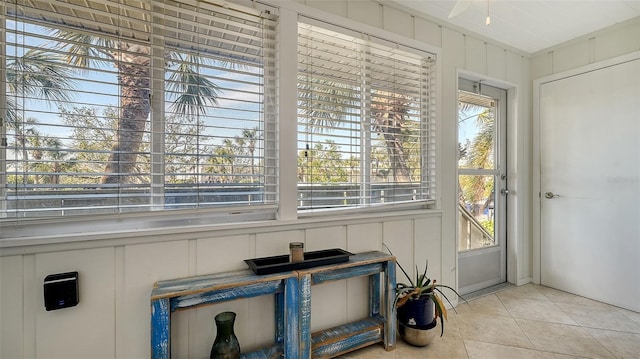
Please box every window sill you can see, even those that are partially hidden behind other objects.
[0,206,442,255]
[0,205,277,245]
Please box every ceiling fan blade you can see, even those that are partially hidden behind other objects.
[448,0,472,19]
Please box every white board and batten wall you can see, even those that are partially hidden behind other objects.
[0,0,533,358]
[2,215,444,358]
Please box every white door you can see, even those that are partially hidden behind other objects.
[539,57,640,312]
[457,79,507,295]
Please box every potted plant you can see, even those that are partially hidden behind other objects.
[384,245,464,345]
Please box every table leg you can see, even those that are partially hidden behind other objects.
[151,298,170,359]
[275,290,284,345]
[369,273,381,316]
[298,274,312,359]
[284,276,300,359]
[384,260,397,351]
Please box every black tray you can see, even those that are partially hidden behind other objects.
[245,248,354,275]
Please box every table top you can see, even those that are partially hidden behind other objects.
[151,251,395,300]
[151,268,297,300]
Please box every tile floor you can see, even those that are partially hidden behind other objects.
[340,284,640,359]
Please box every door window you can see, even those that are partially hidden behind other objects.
[458,92,498,251]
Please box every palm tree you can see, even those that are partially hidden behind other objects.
[370,91,413,182]
[29,137,69,185]
[46,146,71,185]
[9,117,37,163]
[299,79,417,183]
[240,128,261,182]
[49,30,220,184]
[206,143,237,183]
[7,117,71,186]
[25,126,46,185]
[6,49,73,186]
[371,148,390,182]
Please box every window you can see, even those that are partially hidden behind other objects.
[297,22,437,211]
[2,0,277,221]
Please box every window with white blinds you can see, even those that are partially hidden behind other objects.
[297,22,437,211]
[2,0,277,220]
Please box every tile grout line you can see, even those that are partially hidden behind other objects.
[523,285,620,359]
[499,292,539,352]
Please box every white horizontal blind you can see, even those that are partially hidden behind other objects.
[297,22,437,211]
[156,0,277,209]
[2,0,277,220]
[297,24,363,209]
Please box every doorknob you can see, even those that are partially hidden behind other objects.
[544,192,560,199]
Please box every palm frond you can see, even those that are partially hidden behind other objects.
[49,29,116,68]
[6,49,77,125]
[167,58,220,117]
[297,78,358,134]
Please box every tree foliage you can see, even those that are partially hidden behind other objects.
[298,141,349,183]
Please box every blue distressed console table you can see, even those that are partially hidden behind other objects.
[150,251,396,358]
[150,270,299,358]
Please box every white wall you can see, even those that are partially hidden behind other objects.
[0,1,532,358]
[531,17,640,79]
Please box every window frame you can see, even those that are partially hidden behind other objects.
[0,0,442,242]
[295,18,438,214]
[1,0,279,229]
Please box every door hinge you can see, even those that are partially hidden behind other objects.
[1,137,7,147]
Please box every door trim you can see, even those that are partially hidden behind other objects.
[456,69,526,294]
[532,51,640,284]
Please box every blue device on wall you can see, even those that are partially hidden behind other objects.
[44,271,79,311]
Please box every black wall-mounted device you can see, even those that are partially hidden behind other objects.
[44,271,79,311]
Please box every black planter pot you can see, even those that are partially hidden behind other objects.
[397,295,435,328]
[397,295,438,346]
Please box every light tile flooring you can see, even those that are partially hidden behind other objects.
[340,284,640,359]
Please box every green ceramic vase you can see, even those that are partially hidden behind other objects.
[210,311,240,359]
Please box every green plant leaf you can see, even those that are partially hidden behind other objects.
[421,259,429,285]
[383,243,415,287]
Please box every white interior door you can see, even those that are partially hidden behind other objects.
[540,57,640,312]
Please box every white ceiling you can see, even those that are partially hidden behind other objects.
[391,0,640,54]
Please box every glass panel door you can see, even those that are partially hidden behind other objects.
[457,79,507,295]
